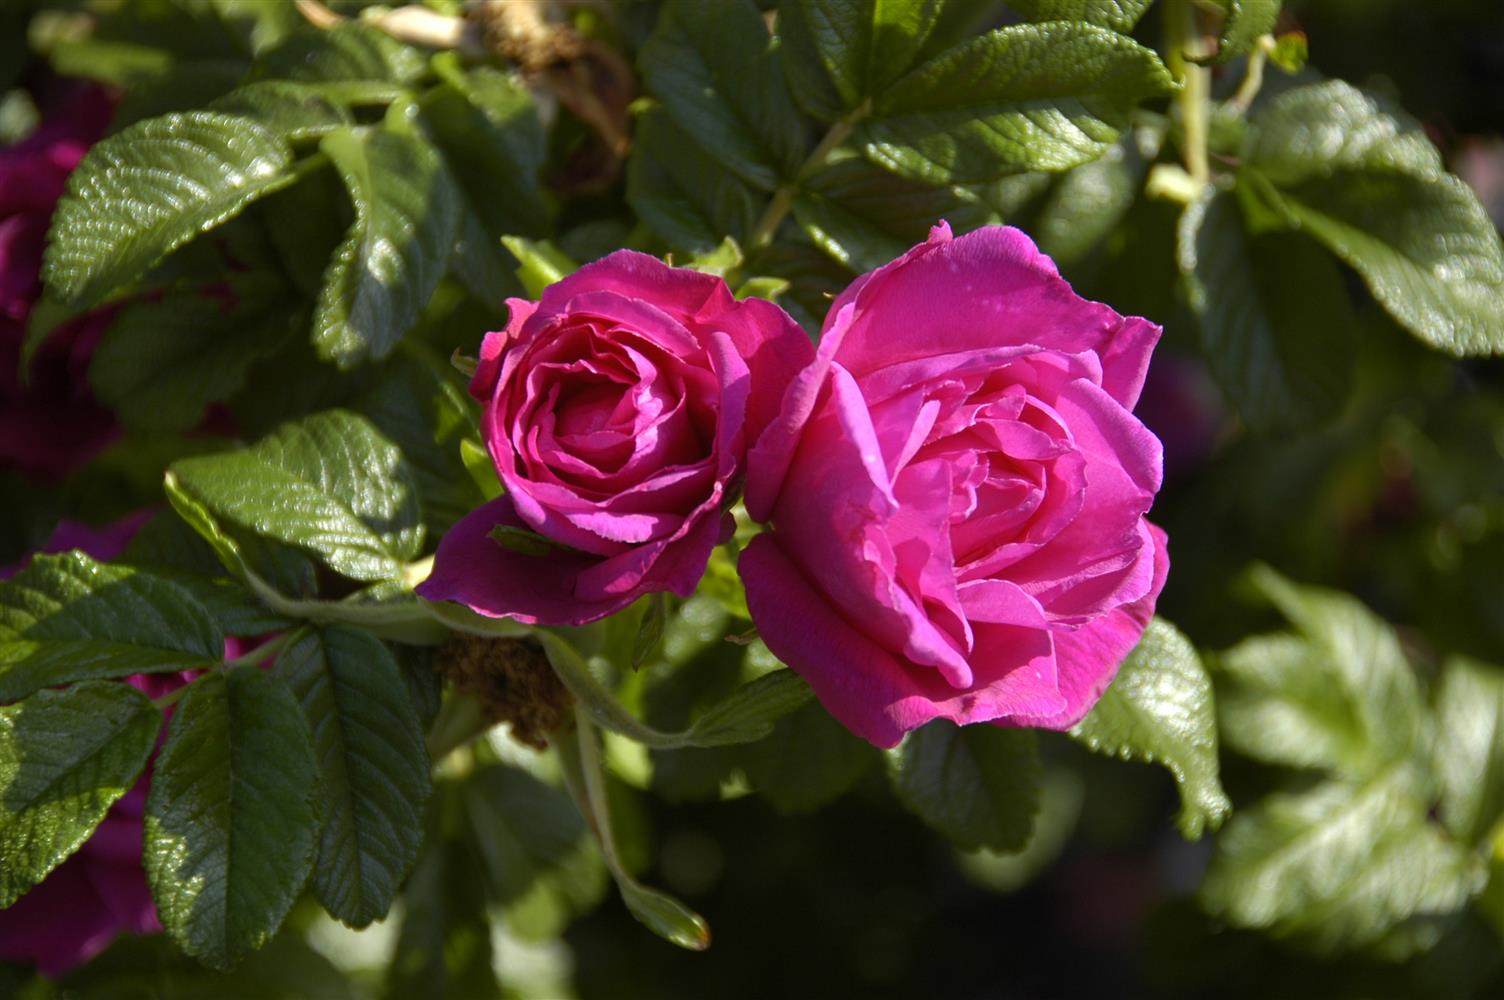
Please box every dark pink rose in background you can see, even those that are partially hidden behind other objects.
[0,84,117,481]
[740,224,1168,748]
[1133,351,1226,481]
[419,251,812,625]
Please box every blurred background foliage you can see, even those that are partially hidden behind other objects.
[2,0,1504,997]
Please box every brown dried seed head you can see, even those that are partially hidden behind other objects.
[433,635,572,749]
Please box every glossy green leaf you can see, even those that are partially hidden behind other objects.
[1177,187,1355,431]
[208,81,353,141]
[1008,0,1154,32]
[1200,763,1484,951]
[43,112,295,308]
[627,107,761,253]
[274,628,430,928]
[858,22,1175,184]
[778,0,945,112]
[0,553,223,702]
[1244,81,1504,355]
[639,0,807,191]
[1433,657,1504,846]
[168,409,423,583]
[313,125,461,367]
[888,720,1040,851]
[145,667,321,969]
[0,683,161,906]
[1071,618,1230,838]
[89,278,301,434]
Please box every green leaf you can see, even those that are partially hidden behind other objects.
[1212,0,1281,63]
[627,107,761,253]
[793,151,999,272]
[89,278,302,434]
[501,236,577,299]
[1071,618,1230,838]
[740,698,874,812]
[1033,132,1149,266]
[1239,565,1426,770]
[1243,81,1504,355]
[384,813,501,1000]
[1008,0,1154,32]
[640,0,808,191]
[145,667,321,969]
[42,111,296,308]
[462,763,608,938]
[858,22,1175,184]
[274,628,429,928]
[1200,762,1484,951]
[778,0,946,112]
[0,553,223,702]
[687,669,813,746]
[0,682,161,907]
[313,125,462,367]
[209,81,354,141]
[255,22,426,86]
[354,351,485,536]
[1433,657,1504,846]
[888,720,1040,851]
[1176,186,1355,431]
[422,58,549,241]
[632,595,669,669]
[168,409,424,583]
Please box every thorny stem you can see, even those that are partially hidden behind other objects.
[749,98,873,250]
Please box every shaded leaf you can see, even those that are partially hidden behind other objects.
[640,0,807,191]
[888,720,1040,851]
[145,667,321,969]
[1177,187,1355,431]
[275,628,430,927]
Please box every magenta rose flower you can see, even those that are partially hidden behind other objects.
[740,223,1169,748]
[419,251,812,625]
[0,84,118,481]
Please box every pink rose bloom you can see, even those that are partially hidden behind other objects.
[419,251,812,625]
[0,84,117,481]
[740,224,1168,748]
